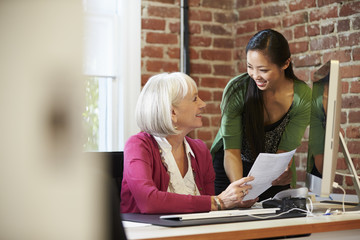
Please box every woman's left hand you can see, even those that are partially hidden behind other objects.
[272,167,292,186]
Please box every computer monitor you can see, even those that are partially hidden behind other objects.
[306,60,360,209]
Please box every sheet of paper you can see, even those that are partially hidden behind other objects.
[243,149,296,201]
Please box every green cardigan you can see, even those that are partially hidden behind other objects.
[210,73,312,187]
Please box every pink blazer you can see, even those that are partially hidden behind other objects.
[120,132,215,214]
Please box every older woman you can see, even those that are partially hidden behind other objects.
[121,72,256,214]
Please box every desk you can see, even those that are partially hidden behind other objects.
[123,213,360,240]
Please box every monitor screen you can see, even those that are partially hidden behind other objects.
[306,60,341,198]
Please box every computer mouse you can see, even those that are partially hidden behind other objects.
[262,199,283,209]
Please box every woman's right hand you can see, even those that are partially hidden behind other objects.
[217,176,255,209]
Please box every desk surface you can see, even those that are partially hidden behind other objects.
[123,212,360,240]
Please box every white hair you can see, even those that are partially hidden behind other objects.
[135,72,197,137]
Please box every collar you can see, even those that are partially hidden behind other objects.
[153,136,195,159]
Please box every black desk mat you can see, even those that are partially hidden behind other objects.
[122,211,306,227]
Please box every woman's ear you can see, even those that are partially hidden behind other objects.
[282,58,291,70]
[171,107,177,124]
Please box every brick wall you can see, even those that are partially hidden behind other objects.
[141,0,360,192]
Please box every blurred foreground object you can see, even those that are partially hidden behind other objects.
[0,1,115,239]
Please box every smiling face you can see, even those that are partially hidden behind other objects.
[171,85,206,135]
[247,50,289,91]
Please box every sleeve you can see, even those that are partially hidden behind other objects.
[219,74,249,150]
[124,135,212,214]
[278,80,312,151]
[193,139,216,196]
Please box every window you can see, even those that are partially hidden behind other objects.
[83,0,140,151]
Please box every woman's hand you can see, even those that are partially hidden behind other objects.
[217,176,255,209]
[272,166,292,186]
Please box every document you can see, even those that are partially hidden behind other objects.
[243,149,296,201]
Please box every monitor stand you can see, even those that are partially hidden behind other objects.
[338,132,360,211]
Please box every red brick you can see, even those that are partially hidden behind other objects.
[189,36,212,47]
[166,47,180,59]
[307,24,320,36]
[201,49,232,61]
[342,81,349,94]
[147,6,180,18]
[339,32,360,47]
[142,18,166,30]
[257,19,282,31]
[338,19,350,32]
[289,41,308,54]
[323,49,351,63]
[289,0,316,11]
[214,64,235,77]
[203,0,234,10]
[339,1,360,17]
[189,23,201,34]
[236,22,256,35]
[347,141,360,155]
[214,38,235,49]
[142,46,163,58]
[190,63,212,74]
[321,22,335,34]
[346,126,360,138]
[342,96,360,108]
[354,17,360,30]
[263,4,287,17]
[213,91,223,101]
[211,115,221,127]
[169,22,180,33]
[146,60,178,72]
[214,12,238,24]
[203,25,231,35]
[349,111,360,123]
[204,102,221,114]
[294,25,306,39]
[340,65,360,78]
[188,10,212,22]
[353,48,360,61]
[196,129,212,142]
[293,53,321,67]
[318,0,343,7]
[238,6,262,21]
[350,81,360,94]
[198,89,212,102]
[201,77,229,89]
[293,69,310,82]
[309,6,338,21]
[141,74,152,87]
[283,12,308,27]
[189,48,200,60]
[310,36,337,51]
[146,32,178,44]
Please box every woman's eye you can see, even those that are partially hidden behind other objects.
[193,97,198,101]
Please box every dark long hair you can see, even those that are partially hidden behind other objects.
[243,29,298,159]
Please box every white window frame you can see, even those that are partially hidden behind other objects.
[84,0,140,151]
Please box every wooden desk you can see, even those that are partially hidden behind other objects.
[123,213,360,240]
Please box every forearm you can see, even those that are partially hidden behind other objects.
[224,149,243,182]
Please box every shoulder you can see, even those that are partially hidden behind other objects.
[293,79,311,104]
[294,79,311,96]
[125,132,157,151]
[225,73,250,92]
[185,137,209,155]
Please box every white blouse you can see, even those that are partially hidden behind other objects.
[154,136,200,196]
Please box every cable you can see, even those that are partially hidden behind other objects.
[335,171,360,179]
[332,182,346,213]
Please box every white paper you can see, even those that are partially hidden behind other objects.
[160,208,279,221]
[242,149,296,201]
